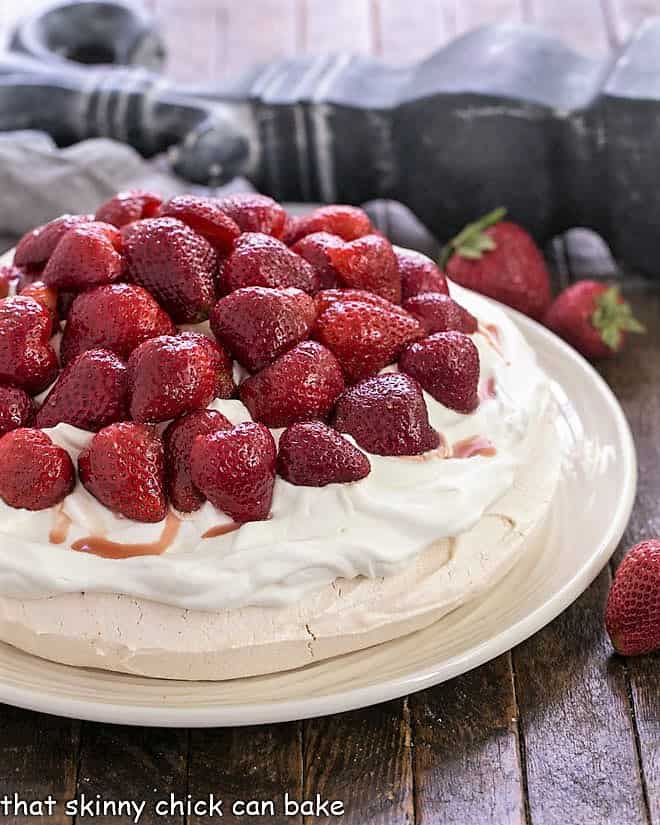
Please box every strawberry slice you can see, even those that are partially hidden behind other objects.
[79,422,167,522]
[239,341,344,428]
[277,421,370,487]
[0,428,75,510]
[35,349,128,432]
[314,299,423,382]
[190,422,276,523]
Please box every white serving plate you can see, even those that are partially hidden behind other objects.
[0,301,636,726]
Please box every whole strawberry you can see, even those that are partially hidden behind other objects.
[0,384,36,438]
[285,205,373,245]
[277,421,371,487]
[60,283,176,364]
[0,428,75,510]
[210,286,315,372]
[396,248,449,301]
[95,190,162,227]
[0,265,19,299]
[14,213,94,267]
[400,332,480,413]
[326,234,401,304]
[403,292,478,335]
[291,232,342,290]
[163,409,232,512]
[215,193,287,238]
[314,288,411,319]
[544,281,644,360]
[606,540,660,656]
[42,222,123,290]
[240,341,345,428]
[221,233,319,295]
[35,349,128,432]
[443,208,552,320]
[123,217,218,323]
[0,296,59,394]
[158,195,240,253]
[79,422,167,522]
[315,299,423,383]
[18,280,59,327]
[334,373,440,456]
[128,333,233,423]
[190,422,276,523]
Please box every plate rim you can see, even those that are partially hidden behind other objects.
[0,304,637,727]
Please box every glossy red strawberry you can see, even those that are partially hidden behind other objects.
[18,280,59,326]
[221,233,319,295]
[123,217,218,323]
[42,222,123,290]
[400,332,480,413]
[0,384,36,438]
[403,292,478,335]
[313,288,411,319]
[163,409,232,512]
[210,286,315,372]
[333,373,440,456]
[0,296,58,394]
[190,422,276,522]
[544,282,644,360]
[128,333,233,423]
[14,213,94,267]
[396,248,449,300]
[159,195,240,253]
[95,190,162,227]
[216,193,287,238]
[314,299,423,382]
[0,265,20,298]
[605,540,660,656]
[443,208,552,320]
[285,205,372,244]
[277,421,370,487]
[291,232,342,290]
[0,428,75,510]
[240,341,344,428]
[35,349,128,431]
[326,234,401,303]
[60,283,176,364]
[79,422,167,522]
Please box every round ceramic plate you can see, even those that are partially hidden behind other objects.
[0,304,636,726]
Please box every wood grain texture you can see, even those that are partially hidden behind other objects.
[0,707,79,825]
[513,568,651,825]
[75,724,187,825]
[188,724,303,825]
[303,699,413,824]
[411,653,525,825]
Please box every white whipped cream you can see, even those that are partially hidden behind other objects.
[0,283,551,610]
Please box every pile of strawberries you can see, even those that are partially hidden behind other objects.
[0,192,481,524]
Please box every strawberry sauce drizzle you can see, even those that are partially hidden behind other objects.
[202,522,240,539]
[478,323,507,360]
[49,509,72,545]
[71,511,181,559]
[452,436,497,459]
[479,376,497,402]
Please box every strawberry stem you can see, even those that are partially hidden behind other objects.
[439,207,507,269]
[591,286,645,351]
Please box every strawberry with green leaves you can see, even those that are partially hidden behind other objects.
[441,207,552,320]
[544,281,644,360]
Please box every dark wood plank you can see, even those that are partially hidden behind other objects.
[376,0,456,63]
[75,724,187,825]
[513,568,651,825]
[0,706,79,825]
[523,0,612,54]
[411,654,525,825]
[188,723,303,825]
[303,699,413,824]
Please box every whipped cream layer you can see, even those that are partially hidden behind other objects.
[0,282,552,611]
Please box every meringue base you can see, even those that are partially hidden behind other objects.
[0,402,560,681]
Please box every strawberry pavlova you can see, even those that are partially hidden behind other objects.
[0,194,560,679]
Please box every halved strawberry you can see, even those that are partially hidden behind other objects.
[60,283,176,365]
[0,428,75,510]
[123,217,218,323]
[221,233,319,295]
[35,349,128,432]
[95,190,162,227]
[326,234,401,303]
[210,286,315,372]
[159,195,240,253]
[239,341,345,428]
[79,422,167,522]
[0,296,59,394]
[314,299,423,382]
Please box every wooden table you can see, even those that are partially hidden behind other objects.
[0,2,658,823]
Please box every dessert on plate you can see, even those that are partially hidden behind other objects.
[0,193,561,680]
